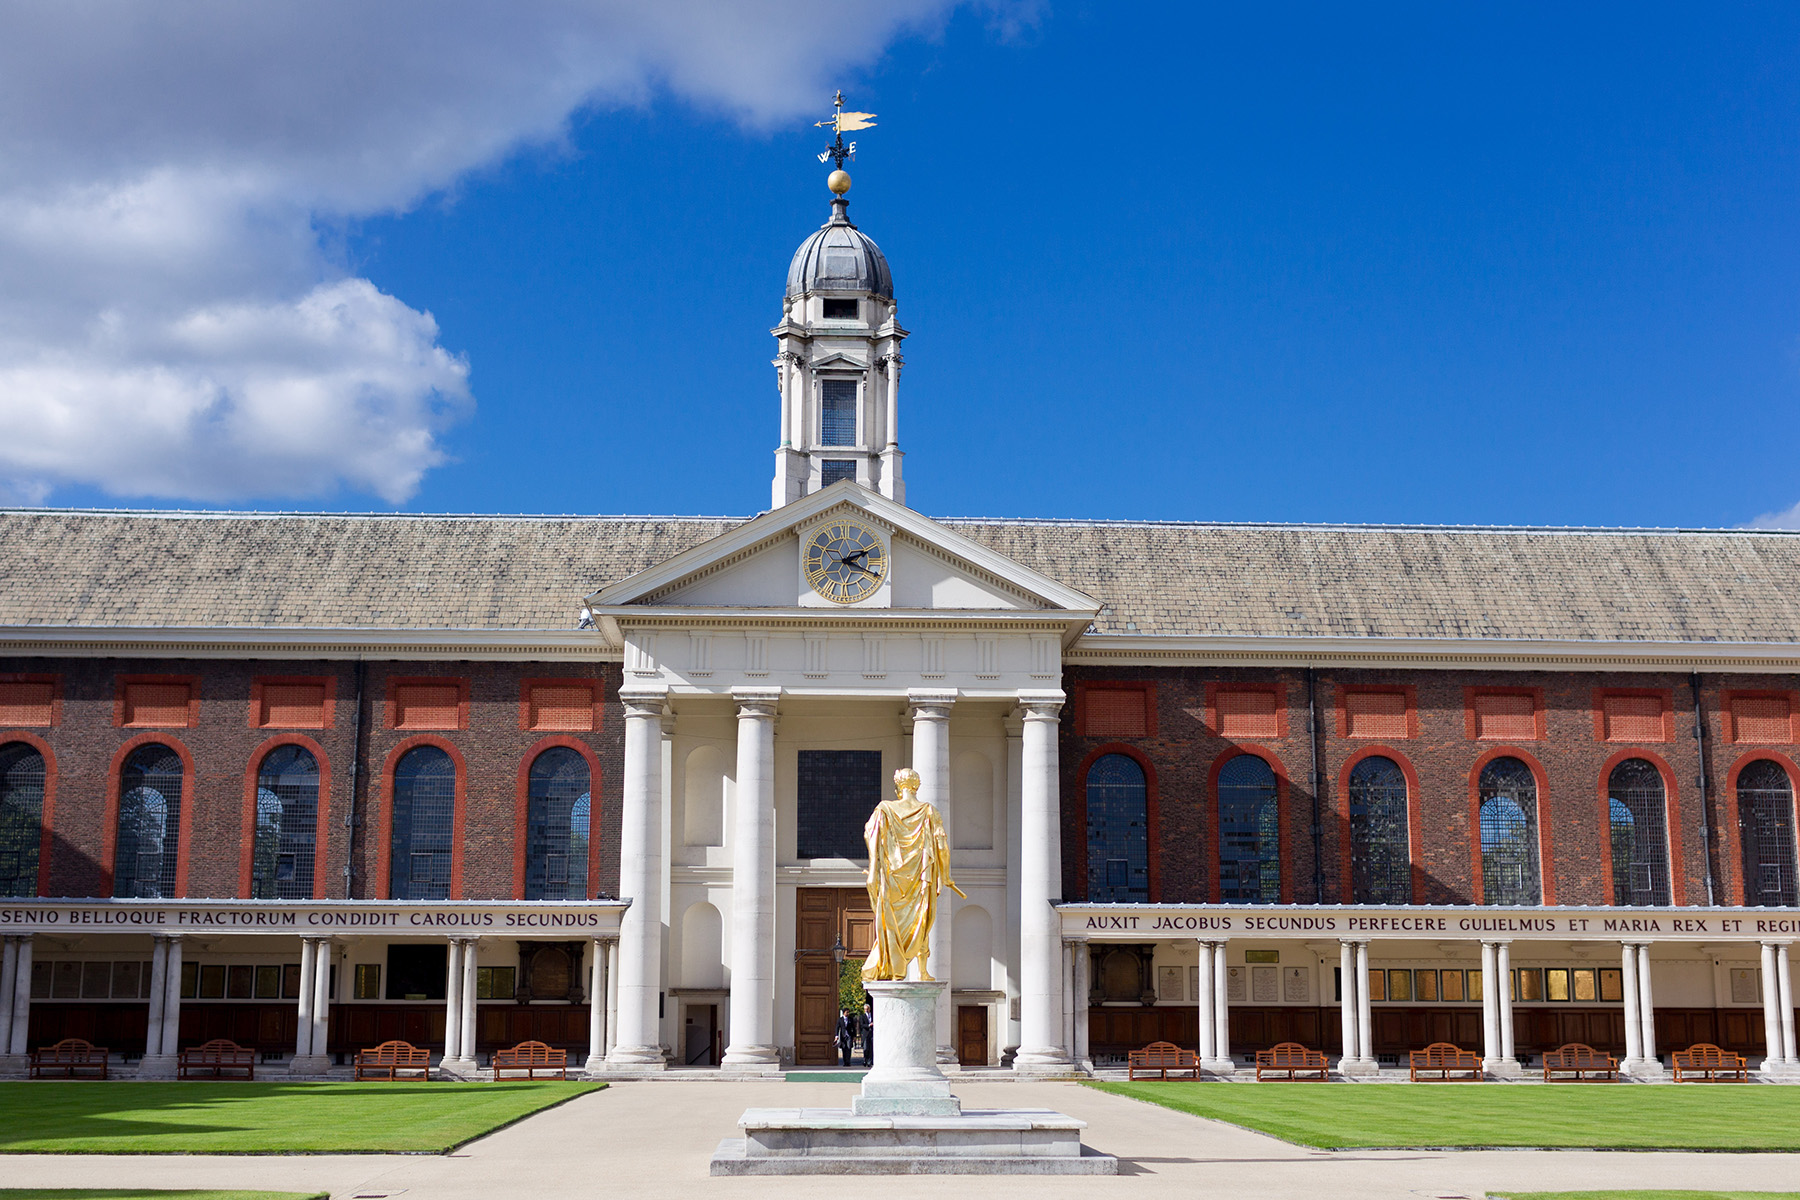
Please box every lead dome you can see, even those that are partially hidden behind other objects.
[786,196,894,300]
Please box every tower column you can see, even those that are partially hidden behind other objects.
[607,686,670,1071]
[723,687,781,1071]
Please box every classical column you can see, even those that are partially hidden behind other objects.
[910,688,957,1062]
[1491,941,1520,1077]
[608,687,670,1070]
[1353,941,1372,1072]
[1003,709,1025,1057]
[586,937,610,1071]
[1213,940,1233,1067]
[7,935,29,1057]
[0,937,16,1048]
[459,938,479,1067]
[1071,938,1091,1069]
[443,938,465,1062]
[142,935,184,1072]
[605,939,620,1057]
[879,354,904,502]
[1759,942,1783,1072]
[313,939,334,1063]
[294,937,317,1060]
[145,937,168,1061]
[1197,940,1217,1068]
[1013,691,1070,1073]
[1480,941,1500,1070]
[1061,941,1076,1055]
[1635,943,1660,1075]
[723,687,780,1070]
[1621,942,1643,1065]
[1336,940,1358,1072]
[1778,943,1797,1066]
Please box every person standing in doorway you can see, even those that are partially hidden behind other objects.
[836,1007,856,1068]
[861,996,875,1067]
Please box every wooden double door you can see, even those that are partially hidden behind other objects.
[794,887,874,1065]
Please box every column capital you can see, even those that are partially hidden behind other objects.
[731,685,782,718]
[1015,690,1066,721]
[1337,937,1369,947]
[1482,938,1512,947]
[1062,933,1090,946]
[907,687,958,719]
[619,685,669,719]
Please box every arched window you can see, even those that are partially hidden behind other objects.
[1348,755,1410,904]
[252,745,319,900]
[115,744,182,898]
[1478,756,1540,906]
[0,743,46,897]
[390,746,455,901]
[1218,754,1279,903]
[1085,754,1148,902]
[1738,760,1797,907]
[526,747,591,901]
[1608,758,1671,906]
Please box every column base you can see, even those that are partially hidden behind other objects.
[935,1045,958,1066]
[438,1056,482,1080]
[287,1054,332,1077]
[136,1054,177,1079]
[1622,1056,1665,1080]
[0,1053,29,1079]
[1483,1056,1523,1080]
[720,1045,783,1073]
[1336,1056,1379,1078]
[1759,1058,1800,1082]
[1200,1056,1237,1077]
[1011,1047,1078,1077]
[599,1045,668,1076]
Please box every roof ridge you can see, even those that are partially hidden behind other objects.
[0,508,745,523]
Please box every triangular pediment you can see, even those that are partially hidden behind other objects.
[584,482,1099,621]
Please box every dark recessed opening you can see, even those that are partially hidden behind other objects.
[822,298,858,320]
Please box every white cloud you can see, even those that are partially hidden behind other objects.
[1743,501,1800,531]
[0,1,1007,505]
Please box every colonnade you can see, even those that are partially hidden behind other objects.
[609,683,1069,1074]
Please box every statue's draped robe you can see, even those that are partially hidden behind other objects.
[862,796,953,982]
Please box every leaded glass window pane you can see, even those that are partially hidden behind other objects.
[1607,758,1671,906]
[1218,754,1279,903]
[252,744,318,900]
[796,749,883,859]
[1737,759,1798,906]
[526,746,591,900]
[820,460,857,486]
[1479,757,1540,906]
[1349,755,1410,904]
[114,744,182,899]
[1085,754,1148,902]
[821,379,858,445]
[0,743,45,897]
[390,746,455,901]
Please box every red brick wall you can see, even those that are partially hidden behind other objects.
[1061,665,1800,909]
[0,657,624,902]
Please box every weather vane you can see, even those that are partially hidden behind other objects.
[814,90,875,194]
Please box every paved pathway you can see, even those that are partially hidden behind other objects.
[5,1081,1799,1199]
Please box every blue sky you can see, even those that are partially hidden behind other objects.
[8,4,1800,527]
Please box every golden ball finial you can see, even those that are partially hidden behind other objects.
[828,169,852,195]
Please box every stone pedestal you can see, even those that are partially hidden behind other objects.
[287,1054,332,1077]
[1484,1056,1524,1080]
[1337,1057,1379,1078]
[853,980,958,1117]
[438,1056,481,1081]
[0,1053,29,1079]
[1623,1056,1666,1080]
[136,1054,176,1080]
[711,977,1116,1175]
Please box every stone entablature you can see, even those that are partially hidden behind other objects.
[1059,903,1800,943]
[0,899,628,938]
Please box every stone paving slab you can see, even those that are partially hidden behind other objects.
[3,1079,1800,1199]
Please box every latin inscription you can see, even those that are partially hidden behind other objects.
[1075,907,1783,941]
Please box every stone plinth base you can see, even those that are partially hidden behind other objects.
[855,980,959,1116]
[1484,1056,1524,1080]
[0,1053,29,1078]
[1623,1057,1666,1080]
[1760,1060,1800,1083]
[1337,1056,1379,1078]
[1201,1057,1236,1077]
[287,1054,332,1077]
[709,1108,1117,1176]
[438,1056,481,1080]
[136,1054,176,1079]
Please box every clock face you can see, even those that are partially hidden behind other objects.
[803,520,887,604]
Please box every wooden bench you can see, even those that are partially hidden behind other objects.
[29,1037,108,1079]
[177,1038,256,1080]
[1127,1041,1199,1080]
[1255,1042,1329,1081]
[353,1039,431,1081]
[1672,1042,1748,1082]
[1409,1041,1482,1082]
[1542,1042,1618,1082]
[491,1040,568,1080]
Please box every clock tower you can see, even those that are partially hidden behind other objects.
[771,158,908,508]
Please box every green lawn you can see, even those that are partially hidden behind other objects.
[0,1081,604,1154]
[1086,1081,1800,1150]
[0,1193,325,1200]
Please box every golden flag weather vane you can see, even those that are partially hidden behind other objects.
[815,90,875,192]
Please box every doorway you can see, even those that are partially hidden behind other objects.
[957,1005,989,1066]
[793,887,875,1065]
[684,1003,718,1066]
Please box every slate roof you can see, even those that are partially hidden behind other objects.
[3,508,1799,644]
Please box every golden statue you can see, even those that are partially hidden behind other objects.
[861,768,965,982]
